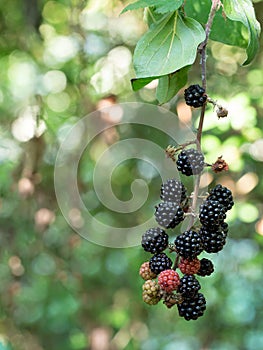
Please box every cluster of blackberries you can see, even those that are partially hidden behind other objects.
[139,176,234,321]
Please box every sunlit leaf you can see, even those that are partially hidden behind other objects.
[133,12,205,78]
[122,0,183,14]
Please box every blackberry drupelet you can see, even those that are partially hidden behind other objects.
[179,257,201,275]
[155,202,184,229]
[149,253,173,274]
[197,258,214,277]
[176,148,205,176]
[199,200,226,227]
[207,184,234,212]
[141,227,169,254]
[177,292,206,320]
[174,230,203,260]
[178,274,201,298]
[184,84,207,108]
[199,225,226,253]
[221,222,228,238]
[158,269,180,293]
[160,179,187,204]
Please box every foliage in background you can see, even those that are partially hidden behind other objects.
[0,0,263,349]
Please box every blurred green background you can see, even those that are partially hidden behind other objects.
[0,1,263,349]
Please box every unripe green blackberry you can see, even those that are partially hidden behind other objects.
[158,269,180,293]
[139,262,157,280]
[184,84,207,108]
[199,200,226,228]
[207,184,234,212]
[142,280,161,305]
[199,225,226,253]
[177,292,206,320]
[197,258,214,277]
[178,257,201,275]
[174,230,203,260]
[176,148,205,176]
[160,179,187,205]
[155,202,184,229]
[149,253,173,275]
[178,274,201,298]
[141,227,168,254]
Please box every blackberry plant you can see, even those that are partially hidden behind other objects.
[123,0,260,321]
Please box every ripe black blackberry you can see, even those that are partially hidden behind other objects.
[197,258,214,276]
[177,292,206,320]
[199,226,226,253]
[199,200,226,227]
[176,148,205,176]
[160,179,187,204]
[178,274,201,298]
[155,202,184,229]
[174,230,203,260]
[207,184,234,212]
[149,252,172,274]
[184,84,207,108]
[141,227,168,254]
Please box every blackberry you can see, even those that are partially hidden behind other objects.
[179,257,201,275]
[199,200,226,227]
[199,226,226,253]
[174,230,203,260]
[176,148,205,176]
[177,292,206,320]
[141,227,168,254]
[197,258,214,277]
[158,269,180,293]
[142,280,161,305]
[178,274,201,298]
[184,84,207,108]
[149,253,172,274]
[155,202,184,229]
[160,179,187,205]
[139,262,157,280]
[207,184,234,212]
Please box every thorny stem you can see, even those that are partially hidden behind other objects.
[187,0,221,230]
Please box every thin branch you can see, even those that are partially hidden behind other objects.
[187,0,221,230]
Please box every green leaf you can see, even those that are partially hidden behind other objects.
[144,7,164,27]
[223,0,261,65]
[131,76,158,91]
[133,12,205,78]
[156,66,190,104]
[184,0,261,64]
[122,0,183,15]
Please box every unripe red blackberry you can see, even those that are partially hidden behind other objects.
[197,258,214,277]
[176,148,205,176]
[149,252,173,275]
[142,280,161,305]
[178,274,201,298]
[155,202,184,229]
[199,200,226,228]
[158,269,180,293]
[199,225,226,253]
[207,184,234,212]
[141,227,168,254]
[139,262,157,280]
[160,179,187,205]
[184,84,207,108]
[174,230,203,260]
[179,257,201,275]
[177,292,206,320]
